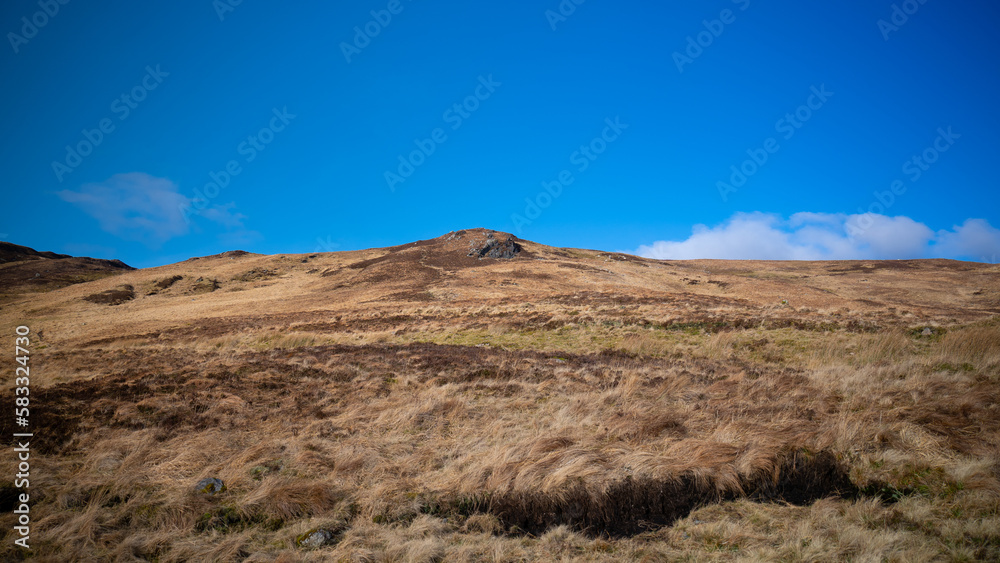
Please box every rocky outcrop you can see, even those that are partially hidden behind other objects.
[467,232,521,260]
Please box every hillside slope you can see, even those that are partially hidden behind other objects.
[2,228,997,356]
[1,229,998,561]
[0,241,133,303]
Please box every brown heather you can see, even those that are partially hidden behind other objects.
[1,229,998,561]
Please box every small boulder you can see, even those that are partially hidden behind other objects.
[296,528,338,548]
[195,477,226,495]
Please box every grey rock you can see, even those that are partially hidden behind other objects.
[467,235,521,260]
[195,477,226,495]
[296,528,337,548]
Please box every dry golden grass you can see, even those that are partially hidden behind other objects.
[2,323,997,561]
[2,230,999,561]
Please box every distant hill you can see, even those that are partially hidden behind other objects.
[0,241,74,262]
[0,241,134,300]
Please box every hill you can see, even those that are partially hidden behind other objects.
[1,228,998,561]
[0,241,134,303]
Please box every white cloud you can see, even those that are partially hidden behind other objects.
[934,219,1000,262]
[58,173,246,246]
[844,214,934,258]
[632,212,1000,261]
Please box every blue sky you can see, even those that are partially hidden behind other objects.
[2,0,998,267]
